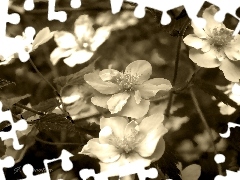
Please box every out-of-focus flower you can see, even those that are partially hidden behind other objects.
[183,5,240,82]
[0,27,53,64]
[218,83,240,115]
[177,163,201,180]
[80,114,168,179]
[50,15,111,67]
[177,129,226,162]
[96,11,138,31]
[84,60,172,119]
[52,86,98,120]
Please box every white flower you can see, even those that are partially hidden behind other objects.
[50,15,111,67]
[84,60,172,119]
[80,114,168,179]
[184,5,240,82]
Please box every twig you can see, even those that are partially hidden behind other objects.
[35,136,82,146]
[28,58,66,113]
[174,67,201,93]
[165,36,182,117]
[190,87,223,175]
[14,103,44,116]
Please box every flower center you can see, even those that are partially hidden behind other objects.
[109,128,142,154]
[114,73,139,91]
[211,27,233,48]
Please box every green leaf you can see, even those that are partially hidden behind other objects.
[21,98,60,119]
[1,94,31,110]
[36,113,75,132]
[193,79,239,109]
[53,60,96,93]
[0,78,15,89]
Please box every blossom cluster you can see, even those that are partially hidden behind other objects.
[80,60,172,178]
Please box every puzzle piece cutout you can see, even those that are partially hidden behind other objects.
[110,0,240,34]
[79,167,158,180]
[214,153,240,179]
[24,0,81,22]
[219,122,240,138]
[19,149,73,180]
[0,156,14,180]
[0,101,28,150]
[0,0,20,38]
[215,122,240,179]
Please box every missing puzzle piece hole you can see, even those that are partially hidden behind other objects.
[161,11,172,25]
[0,121,12,132]
[214,154,226,164]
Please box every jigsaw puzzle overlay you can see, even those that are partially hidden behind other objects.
[1,0,240,179]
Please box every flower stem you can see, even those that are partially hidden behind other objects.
[165,36,182,117]
[35,136,82,146]
[28,58,66,113]
[190,87,223,175]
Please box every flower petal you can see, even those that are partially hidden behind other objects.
[91,95,110,109]
[183,34,208,50]
[99,69,121,81]
[32,27,54,50]
[74,15,95,42]
[181,164,201,180]
[202,5,225,35]
[136,78,172,99]
[118,94,150,119]
[125,60,152,83]
[134,90,142,104]
[100,117,128,139]
[219,58,240,82]
[84,72,120,94]
[224,36,240,61]
[91,27,111,51]
[54,31,78,49]
[135,114,168,157]
[107,92,130,114]
[124,120,139,138]
[99,126,114,144]
[63,50,93,67]
[50,47,74,65]
[146,138,165,162]
[191,22,208,38]
[189,48,220,68]
[100,152,151,178]
[80,138,121,163]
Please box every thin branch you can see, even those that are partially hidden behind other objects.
[190,87,223,175]
[35,136,82,146]
[173,67,201,93]
[28,58,66,113]
[29,58,58,94]
[14,103,44,116]
[165,36,182,117]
